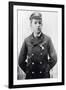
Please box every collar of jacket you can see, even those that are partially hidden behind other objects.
[30,32,44,46]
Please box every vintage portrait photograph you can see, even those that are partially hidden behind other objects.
[17,10,57,80]
[9,2,64,88]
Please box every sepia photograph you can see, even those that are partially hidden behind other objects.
[9,2,64,88]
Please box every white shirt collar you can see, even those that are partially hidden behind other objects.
[33,32,41,38]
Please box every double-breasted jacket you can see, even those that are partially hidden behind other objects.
[18,33,57,79]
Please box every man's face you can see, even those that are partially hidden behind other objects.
[31,19,42,35]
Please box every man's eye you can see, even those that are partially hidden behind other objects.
[35,22,37,24]
[39,22,42,24]
[35,22,41,24]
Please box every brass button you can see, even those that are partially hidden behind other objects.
[32,62,34,65]
[32,72,35,74]
[40,53,42,55]
[32,53,34,56]
[40,71,42,74]
[40,62,42,64]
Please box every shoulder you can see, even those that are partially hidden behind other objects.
[24,34,33,43]
[43,33,51,42]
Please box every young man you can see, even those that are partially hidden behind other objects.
[18,12,57,79]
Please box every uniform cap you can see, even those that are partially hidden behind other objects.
[30,12,42,20]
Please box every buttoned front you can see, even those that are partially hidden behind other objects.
[18,33,57,79]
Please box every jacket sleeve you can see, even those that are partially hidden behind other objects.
[48,38,57,69]
[18,40,27,73]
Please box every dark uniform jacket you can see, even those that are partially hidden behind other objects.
[18,33,57,79]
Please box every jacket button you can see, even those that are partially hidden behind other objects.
[40,61,42,64]
[32,62,34,65]
[40,71,42,74]
[32,72,35,74]
[40,53,42,55]
[32,53,34,56]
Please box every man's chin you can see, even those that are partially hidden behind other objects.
[37,31,41,34]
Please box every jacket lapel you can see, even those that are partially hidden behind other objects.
[31,33,44,46]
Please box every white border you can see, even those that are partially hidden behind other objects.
[13,5,62,85]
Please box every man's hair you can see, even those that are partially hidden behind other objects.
[29,12,42,21]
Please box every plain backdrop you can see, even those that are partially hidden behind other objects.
[0,0,66,90]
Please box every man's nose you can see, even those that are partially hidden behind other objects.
[36,23,40,27]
